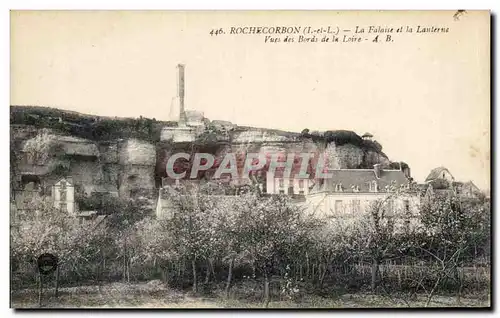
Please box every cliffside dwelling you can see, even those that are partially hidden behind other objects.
[12,130,156,222]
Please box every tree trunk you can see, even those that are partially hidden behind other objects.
[126,258,130,283]
[163,264,169,285]
[122,245,127,282]
[54,266,60,298]
[191,258,197,293]
[328,263,334,283]
[319,263,327,286]
[102,253,106,281]
[456,267,463,304]
[306,252,310,279]
[371,258,379,293]
[204,262,211,284]
[210,259,216,278]
[38,272,43,307]
[312,263,316,283]
[263,271,270,308]
[426,276,442,307]
[225,258,234,299]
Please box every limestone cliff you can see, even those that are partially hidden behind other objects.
[11,106,397,206]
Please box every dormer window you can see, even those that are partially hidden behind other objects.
[352,185,360,192]
[369,181,378,192]
[335,184,343,192]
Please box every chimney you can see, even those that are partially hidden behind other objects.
[373,164,381,179]
[177,64,187,125]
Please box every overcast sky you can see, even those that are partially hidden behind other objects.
[10,11,490,190]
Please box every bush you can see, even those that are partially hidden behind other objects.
[323,130,363,146]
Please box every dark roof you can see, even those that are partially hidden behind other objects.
[311,169,409,193]
[425,166,453,182]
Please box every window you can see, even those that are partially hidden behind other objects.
[60,189,67,201]
[279,190,285,194]
[369,181,378,192]
[335,200,343,213]
[404,200,410,214]
[351,200,361,214]
[335,184,343,192]
[299,179,304,189]
[278,178,284,188]
[352,185,360,192]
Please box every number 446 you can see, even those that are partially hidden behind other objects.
[210,28,224,36]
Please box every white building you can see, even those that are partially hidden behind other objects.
[266,170,312,196]
[52,177,76,215]
[304,165,419,225]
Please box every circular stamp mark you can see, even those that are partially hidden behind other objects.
[37,253,58,275]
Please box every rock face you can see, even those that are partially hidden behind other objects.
[155,126,392,182]
[10,127,157,212]
[10,106,396,213]
[335,144,364,169]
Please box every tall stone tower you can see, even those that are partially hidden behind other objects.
[161,64,196,142]
[177,64,187,126]
[168,64,187,124]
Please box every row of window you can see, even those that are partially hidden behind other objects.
[331,199,411,214]
[277,179,305,189]
[278,188,305,195]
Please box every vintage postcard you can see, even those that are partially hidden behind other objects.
[10,10,490,309]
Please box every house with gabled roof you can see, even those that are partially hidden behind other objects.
[304,164,419,227]
[425,166,455,183]
[423,166,483,199]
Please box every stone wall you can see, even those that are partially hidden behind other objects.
[11,127,157,205]
[119,139,156,166]
[12,122,397,210]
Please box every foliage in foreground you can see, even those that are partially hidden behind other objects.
[11,184,490,308]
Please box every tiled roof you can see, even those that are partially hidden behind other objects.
[311,169,409,193]
[425,166,452,182]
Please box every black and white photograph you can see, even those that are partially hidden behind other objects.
[8,10,491,309]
